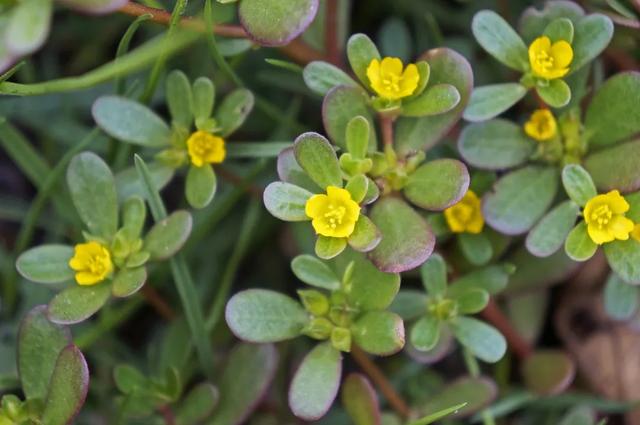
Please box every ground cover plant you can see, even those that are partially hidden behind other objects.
[1,0,640,424]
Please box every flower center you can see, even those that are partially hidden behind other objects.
[381,73,401,93]
[324,204,346,229]
[534,50,554,72]
[87,254,109,275]
[453,202,473,224]
[591,204,613,229]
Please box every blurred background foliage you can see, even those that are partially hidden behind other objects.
[0,0,639,424]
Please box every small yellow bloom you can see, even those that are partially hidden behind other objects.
[524,109,557,141]
[583,190,635,245]
[631,224,640,242]
[444,190,484,234]
[305,186,360,238]
[69,241,114,286]
[528,36,573,80]
[366,57,419,100]
[186,131,226,167]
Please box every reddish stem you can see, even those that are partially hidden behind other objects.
[140,285,176,320]
[481,299,532,359]
[379,115,394,147]
[324,0,341,66]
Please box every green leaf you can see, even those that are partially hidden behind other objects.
[421,377,497,418]
[176,383,219,425]
[411,315,440,351]
[323,86,377,150]
[144,210,192,261]
[395,48,473,155]
[452,317,506,363]
[18,305,72,400]
[420,253,448,297]
[92,96,170,147]
[536,79,571,108]
[585,72,640,148]
[471,10,528,71]
[341,373,381,425]
[526,200,579,257]
[225,289,309,342]
[604,272,639,320]
[289,342,342,420]
[315,235,347,259]
[408,403,468,425]
[346,116,370,158]
[519,1,585,43]
[564,222,597,261]
[277,147,322,193]
[448,265,510,296]
[458,233,493,266]
[543,18,574,43]
[57,0,127,13]
[303,61,359,95]
[166,70,193,128]
[378,17,412,63]
[458,119,536,170]
[347,33,381,88]
[214,88,254,137]
[463,83,527,122]
[369,197,435,273]
[585,139,640,194]
[47,282,112,325]
[455,289,490,314]
[345,174,369,203]
[186,165,217,209]
[352,311,405,356]
[334,250,401,311]
[402,84,460,117]
[348,215,381,253]
[112,267,147,298]
[226,142,292,158]
[404,159,469,211]
[294,132,342,189]
[570,14,613,74]
[263,182,313,221]
[115,162,174,202]
[67,152,119,239]
[604,239,640,284]
[121,196,146,240]
[41,345,89,425]
[483,166,558,235]
[562,164,597,206]
[389,290,427,321]
[113,364,146,394]
[16,245,74,284]
[209,343,278,425]
[559,406,596,425]
[522,350,576,396]
[291,255,341,290]
[239,0,319,46]
[5,0,52,55]
[192,77,215,123]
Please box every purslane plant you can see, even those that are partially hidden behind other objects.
[464,2,613,120]
[225,251,403,420]
[92,70,254,209]
[16,152,192,324]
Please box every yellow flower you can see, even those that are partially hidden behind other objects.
[528,36,573,80]
[69,241,114,286]
[631,223,640,242]
[583,190,635,245]
[305,186,360,238]
[186,131,226,167]
[444,190,484,234]
[524,109,557,141]
[366,57,419,100]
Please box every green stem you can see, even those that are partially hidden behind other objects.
[134,155,215,379]
[205,199,262,332]
[115,13,153,95]
[75,298,144,350]
[0,31,198,96]
[203,0,244,87]
[140,0,189,102]
[463,348,497,425]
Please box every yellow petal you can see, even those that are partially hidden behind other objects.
[399,63,419,96]
[528,36,551,62]
[305,194,328,219]
[551,40,573,69]
[380,57,403,76]
[75,272,102,286]
[607,190,630,214]
[631,223,640,241]
[609,215,634,240]
[366,59,381,87]
[587,223,614,245]
[466,213,485,234]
